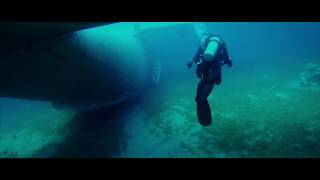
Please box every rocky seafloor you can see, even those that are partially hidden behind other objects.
[0,108,74,158]
[1,61,320,158]
[122,62,320,158]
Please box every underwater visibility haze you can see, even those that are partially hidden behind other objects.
[0,22,320,158]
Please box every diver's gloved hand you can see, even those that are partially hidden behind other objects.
[226,57,233,67]
[187,60,193,68]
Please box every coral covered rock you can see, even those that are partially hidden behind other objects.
[301,63,320,87]
[293,62,320,89]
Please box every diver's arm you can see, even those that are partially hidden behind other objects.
[193,46,204,64]
[187,46,204,68]
[221,42,232,67]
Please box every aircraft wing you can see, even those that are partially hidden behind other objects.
[0,22,114,58]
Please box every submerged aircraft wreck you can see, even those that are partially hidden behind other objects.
[0,22,203,112]
[0,22,159,111]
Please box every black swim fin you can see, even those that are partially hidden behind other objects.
[196,99,212,126]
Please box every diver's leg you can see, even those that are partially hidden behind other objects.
[197,99,212,126]
[195,81,214,103]
[195,80,204,102]
[195,81,214,126]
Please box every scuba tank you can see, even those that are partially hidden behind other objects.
[202,35,222,62]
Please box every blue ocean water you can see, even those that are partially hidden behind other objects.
[0,22,320,158]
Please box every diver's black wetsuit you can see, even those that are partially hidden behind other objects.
[192,35,232,126]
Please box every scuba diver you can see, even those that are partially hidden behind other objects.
[187,34,232,126]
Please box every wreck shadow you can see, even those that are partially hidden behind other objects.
[33,99,137,158]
